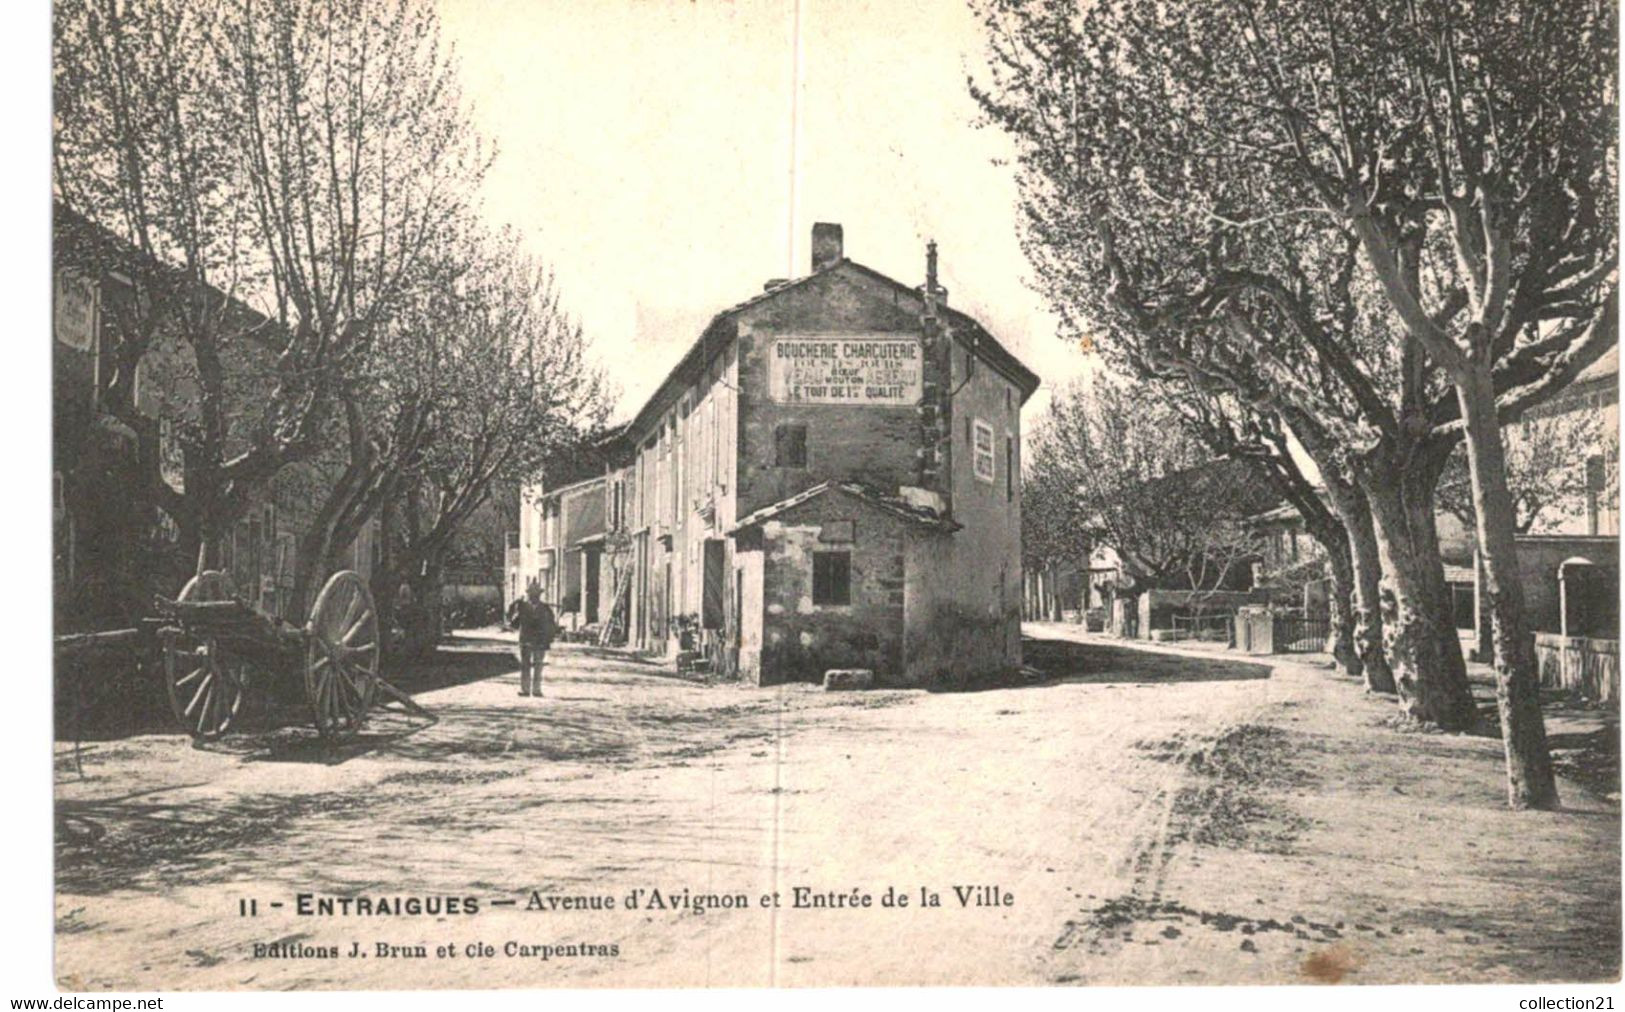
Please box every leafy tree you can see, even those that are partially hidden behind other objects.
[1029,376,1271,625]
[375,233,610,654]
[970,0,1615,806]
[54,0,488,578]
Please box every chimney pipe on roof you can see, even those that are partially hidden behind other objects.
[920,239,948,309]
[811,222,843,271]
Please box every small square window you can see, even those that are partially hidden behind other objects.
[775,423,807,468]
[812,551,851,606]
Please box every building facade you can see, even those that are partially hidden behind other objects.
[53,203,377,632]
[513,224,1040,684]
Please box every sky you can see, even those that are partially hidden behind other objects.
[436,0,1094,430]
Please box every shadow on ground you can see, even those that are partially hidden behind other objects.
[1021,636,1273,686]
[53,688,787,895]
[1463,686,1621,799]
[56,640,514,743]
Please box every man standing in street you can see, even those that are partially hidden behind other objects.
[507,580,557,697]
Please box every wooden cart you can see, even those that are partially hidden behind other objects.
[151,569,423,741]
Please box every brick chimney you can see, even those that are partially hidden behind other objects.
[811,222,844,271]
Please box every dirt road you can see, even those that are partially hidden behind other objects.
[55,628,1619,988]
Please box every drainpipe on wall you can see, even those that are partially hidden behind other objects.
[917,240,953,519]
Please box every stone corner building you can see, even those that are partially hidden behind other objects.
[514,224,1040,686]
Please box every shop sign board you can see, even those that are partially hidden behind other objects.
[768,335,922,405]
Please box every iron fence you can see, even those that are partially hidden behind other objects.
[1272,614,1331,653]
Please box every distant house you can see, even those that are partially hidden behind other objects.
[1480,347,1619,650]
[1520,346,1620,539]
[510,428,626,633]
[1076,459,1280,640]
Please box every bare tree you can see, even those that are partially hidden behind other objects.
[215,0,488,576]
[55,0,267,573]
[970,3,1465,725]
[1032,378,1272,621]
[283,236,467,621]
[1439,410,1614,535]
[1175,394,1386,688]
[1190,0,1616,809]
[1021,412,1097,621]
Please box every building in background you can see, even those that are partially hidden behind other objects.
[1476,347,1619,652]
[1215,344,1617,659]
[512,224,1040,684]
[440,485,518,627]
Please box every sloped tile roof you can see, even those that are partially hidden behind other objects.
[728,480,960,535]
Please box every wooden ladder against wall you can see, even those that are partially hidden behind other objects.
[598,562,634,646]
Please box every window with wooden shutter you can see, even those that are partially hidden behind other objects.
[1006,436,1014,501]
[812,551,851,606]
[973,420,995,484]
[775,423,808,468]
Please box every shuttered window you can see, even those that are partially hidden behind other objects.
[1006,436,1014,501]
[775,423,808,467]
[702,539,726,629]
[973,420,995,483]
[812,551,851,606]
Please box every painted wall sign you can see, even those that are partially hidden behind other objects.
[768,335,922,405]
[54,269,98,352]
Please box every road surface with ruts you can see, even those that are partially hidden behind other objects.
[55,626,1618,988]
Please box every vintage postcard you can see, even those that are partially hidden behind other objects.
[52,0,1619,992]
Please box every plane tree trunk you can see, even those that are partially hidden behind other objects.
[1458,369,1559,809]
[1319,477,1397,691]
[1356,447,1477,730]
[1320,528,1361,680]
[1325,481,1396,695]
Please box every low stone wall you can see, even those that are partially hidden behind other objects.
[1136,589,1271,640]
[441,583,501,606]
[1534,633,1620,703]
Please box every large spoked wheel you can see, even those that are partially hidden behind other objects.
[305,571,380,739]
[163,570,249,741]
